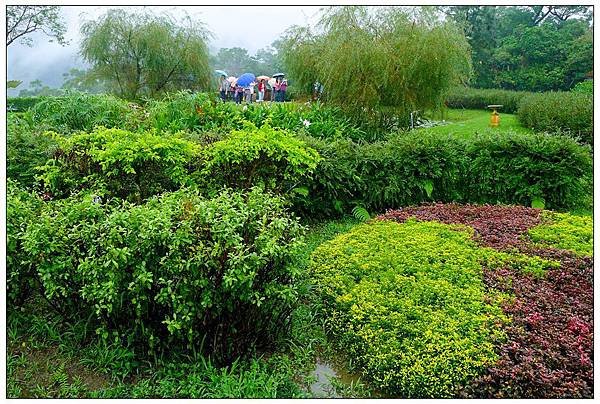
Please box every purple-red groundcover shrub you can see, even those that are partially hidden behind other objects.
[379,203,593,398]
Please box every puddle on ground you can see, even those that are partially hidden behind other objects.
[309,357,363,398]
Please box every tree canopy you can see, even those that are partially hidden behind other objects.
[80,9,212,100]
[280,6,471,122]
[6,5,68,47]
[440,6,592,90]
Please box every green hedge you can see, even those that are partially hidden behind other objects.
[36,127,200,202]
[21,188,305,359]
[445,87,534,114]
[297,130,592,217]
[7,96,46,112]
[310,220,510,397]
[517,92,593,145]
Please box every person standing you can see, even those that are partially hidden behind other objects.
[245,85,252,104]
[235,84,243,104]
[279,79,288,102]
[274,78,281,102]
[219,75,228,102]
[257,79,265,102]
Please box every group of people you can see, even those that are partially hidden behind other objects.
[218,75,288,104]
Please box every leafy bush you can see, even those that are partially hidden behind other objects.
[571,80,593,95]
[36,127,200,202]
[527,212,593,256]
[298,130,592,217]
[200,123,320,194]
[310,220,508,397]
[7,96,46,112]
[22,188,305,360]
[445,87,533,114]
[7,113,58,188]
[7,180,44,306]
[29,92,135,132]
[517,92,593,144]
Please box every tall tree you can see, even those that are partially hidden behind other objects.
[80,9,212,99]
[6,5,68,47]
[281,6,471,123]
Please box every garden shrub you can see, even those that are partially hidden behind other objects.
[517,92,592,144]
[22,187,305,360]
[7,96,46,112]
[29,92,135,132]
[445,87,533,114]
[310,220,510,397]
[527,212,593,256]
[7,179,44,306]
[571,80,593,96]
[36,127,200,202]
[200,123,320,194]
[7,113,58,188]
[298,130,592,217]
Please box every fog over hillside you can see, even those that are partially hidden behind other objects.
[7,5,322,96]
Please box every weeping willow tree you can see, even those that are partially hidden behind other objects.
[80,9,212,100]
[280,6,472,126]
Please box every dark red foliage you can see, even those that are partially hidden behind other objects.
[379,204,593,398]
[378,203,542,250]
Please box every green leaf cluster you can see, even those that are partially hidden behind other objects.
[310,220,509,397]
[7,179,44,306]
[7,96,46,112]
[527,212,593,256]
[36,127,200,202]
[201,123,321,193]
[20,187,305,359]
[29,92,135,133]
[517,91,593,145]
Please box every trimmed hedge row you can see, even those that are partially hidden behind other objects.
[445,87,534,114]
[7,96,46,112]
[298,130,592,216]
[517,92,593,145]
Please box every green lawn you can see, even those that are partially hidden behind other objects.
[419,108,532,138]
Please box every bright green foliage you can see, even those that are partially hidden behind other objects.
[7,180,44,306]
[36,127,200,202]
[7,114,58,188]
[280,7,471,125]
[571,80,593,95]
[310,220,507,397]
[528,212,593,256]
[80,9,212,99]
[22,188,305,359]
[299,130,591,217]
[29,92,134,132]
[201,124,320,193]
[445,87,534,113]
[517,92,593,144]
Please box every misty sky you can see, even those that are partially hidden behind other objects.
[7,5,324,94]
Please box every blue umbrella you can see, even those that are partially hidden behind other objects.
[236,73,256,87]
[214,69,228,77]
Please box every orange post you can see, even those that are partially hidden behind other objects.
[490,109,500,127]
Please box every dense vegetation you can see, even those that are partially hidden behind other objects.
[7,4,593,399]
[517,91,593,144]
[280,6,471,126]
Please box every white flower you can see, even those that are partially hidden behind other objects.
[303,119,311,127]
[243,105,248,111]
